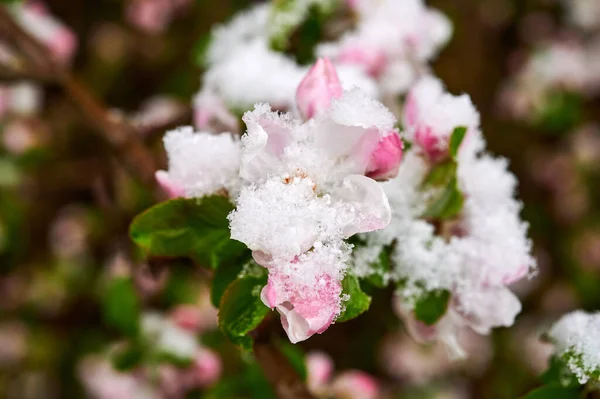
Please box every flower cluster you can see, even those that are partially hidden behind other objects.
[353,76,535,356]
[79,309,221,399]
[157,0,535,352]
[548,310,600,384]
[193,0,451,126]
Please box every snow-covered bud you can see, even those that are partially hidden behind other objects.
[296,58,343,120]
[366,132,403,181]
[404,76,480,163]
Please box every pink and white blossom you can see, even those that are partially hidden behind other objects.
[228,60,400,342]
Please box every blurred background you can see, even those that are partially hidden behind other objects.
[1,0,599,398]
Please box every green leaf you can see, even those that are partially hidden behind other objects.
[337,274,372,323]
[449,126,467,159]
[421,161,464,220]
[535,91,582,134]
[540,356,580,387]
[103,277,140,337]
[413,289,450,325]
[112,342,145,371]
[277,340,307,381]
[218,273,269,350]
[210,251,252,307]
[130,196,244,268]
[520,384,581,399]
[193,33,212,67]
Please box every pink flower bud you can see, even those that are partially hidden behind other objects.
[414,126,448,163]
[306,351,334,392]
[193,348,222,387]
[331,371,380,399]
[337,46,387,77]
[155,170,186,199]
[296,58,343,120]
[366,132,403,181]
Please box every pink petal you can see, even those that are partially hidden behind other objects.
[296,58,343,120]
[366,132,403,181]
[332,175,391,237]
[155,170,186,198]
[262,272,341,344]
[414,126,448,163]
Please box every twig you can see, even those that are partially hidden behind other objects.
[0,7,158,187]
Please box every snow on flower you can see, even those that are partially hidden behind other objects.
[156,127,242,199]
[199,4,377,112]
[228,59,402,343]
[548,311,600,384]
[353,80,535,356]
[318,0,452,96]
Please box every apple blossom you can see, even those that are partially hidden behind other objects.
[227,60,402,342]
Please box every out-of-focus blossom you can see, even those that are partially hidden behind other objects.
[319,0,452,96]
[0,82,42,119]
[79,357,158,399]
[380,329,492,384]
[0,322,28,368]
[565,0,600,31]
[125,0,192,34]
[1,118,47,155]
[305,351,380,399]
[156,127,242,199]
[129,96,188,136]
[193,90,239,133]
[10,1,77,64]
[49,205,89,261]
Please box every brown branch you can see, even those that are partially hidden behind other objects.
[252,317,316,399]
[0,7,158,187]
